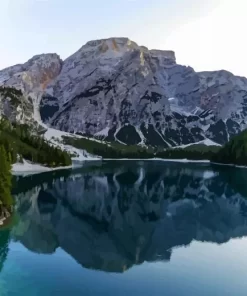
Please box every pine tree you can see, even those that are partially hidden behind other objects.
[0,145,13,208]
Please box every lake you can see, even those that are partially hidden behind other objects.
[1,160,247,295]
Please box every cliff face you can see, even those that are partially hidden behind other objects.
[0,54,62,121]
[1,37,247,146]
[0,87,33,124]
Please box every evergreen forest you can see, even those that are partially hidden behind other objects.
[0,118,72,167]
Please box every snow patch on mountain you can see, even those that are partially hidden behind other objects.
[44,127,100,161]
[135,127,146,146]
[174,138,221,149]
[95,127,110,137]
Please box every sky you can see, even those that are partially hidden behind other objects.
[0,0,246,76]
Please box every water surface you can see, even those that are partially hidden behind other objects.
[1,161,247,295]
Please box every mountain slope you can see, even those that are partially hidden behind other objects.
[0,86,72,168]
[211,128,247,166]
[0,117,72,167]
[1,37,247,147]
[0,54,62,122]
[0,87,33,124]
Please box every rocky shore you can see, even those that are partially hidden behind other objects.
[0,203,13,226]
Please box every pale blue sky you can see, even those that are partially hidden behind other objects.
[1,0,246,76]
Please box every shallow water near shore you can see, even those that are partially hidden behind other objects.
[1,160,247,295]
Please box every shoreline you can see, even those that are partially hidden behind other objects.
[11,159,100,177]
[210,161,247,169]
[104,158,247,168]
[0,207,13,227]
[0,214,12,227]
[11,158,247,177]
[104,158,210,163]
[12,161,73,176]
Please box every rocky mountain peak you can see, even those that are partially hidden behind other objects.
[0,53,62,87]
[149,49,176,62]
[22,53,63,90]
[77,37,176,66]
[85,37,139,52]
[1,37,247,147]
[0,53,63,121]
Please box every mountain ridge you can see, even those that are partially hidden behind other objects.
[1,37,247,147]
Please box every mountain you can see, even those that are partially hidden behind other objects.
[0,54,62,122]
[1,37,247,147]
[0,87,97,163]
[0,117,72,168]
[0,87,34,125]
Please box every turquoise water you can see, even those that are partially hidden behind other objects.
[1,161,247,295]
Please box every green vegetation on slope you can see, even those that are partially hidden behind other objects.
[211,129,247,166]
[63,136,155,158]
[156,144,220,160]
[0,118,71,167]
[63,136,220,160]
[0,145,13,218]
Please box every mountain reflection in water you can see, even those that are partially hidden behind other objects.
[8,161,247,273]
